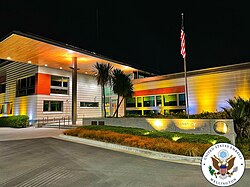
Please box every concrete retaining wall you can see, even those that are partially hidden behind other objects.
[82,117,236,144]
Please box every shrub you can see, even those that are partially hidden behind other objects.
[75,125,230,144]
[223,97,250,140]
[0,115,29,128]
[64,128,211,156]
[125,111,230,119]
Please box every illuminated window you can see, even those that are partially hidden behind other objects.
[0,103,13,115]
[163,94,177,106]
[143,96,155,107]
[156,95,162,106]
[43,101,63,112]
[80,102,99,107]
[16,75,35,97]
[126,97,136,107]
[179,94,186,106]
[0,83,5,94]
[137,97,142,107]
[51,75,69,94]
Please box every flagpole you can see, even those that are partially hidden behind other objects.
[181,13,190,118]
[184,56,189,118]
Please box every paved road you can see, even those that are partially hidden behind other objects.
[0,128,249,187]
[0,127,64,140]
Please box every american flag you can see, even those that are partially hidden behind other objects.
[180,28,186,59]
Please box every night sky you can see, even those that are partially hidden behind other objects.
[1,0,250,75]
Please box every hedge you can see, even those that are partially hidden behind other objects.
[0,115,29,128]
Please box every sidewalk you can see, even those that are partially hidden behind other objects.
[0,127,64,141]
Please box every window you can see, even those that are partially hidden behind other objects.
[126,110,142,115]
[0,83,6,93]
[43,101,63,112]
[137,97,142,107]
[16,76,35,97]
[0,103,13,115]
[156,95,162,106]
[80,102,99,107]
[126,97,136,107]
[163,94,177,106]
[179,94,186,106]
[51,75,69,95]
[143,96,155,107]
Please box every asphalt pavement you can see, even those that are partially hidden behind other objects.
[0,128,249,187]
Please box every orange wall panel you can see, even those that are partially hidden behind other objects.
[35,73,50,95]
[133,86,185,96]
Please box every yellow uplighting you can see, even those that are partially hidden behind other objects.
[146,119,171,131]
[7,56,11,60]
[209,140,217,145]
[172,136,182,141]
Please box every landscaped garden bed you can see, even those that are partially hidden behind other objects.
[63,125,231,157]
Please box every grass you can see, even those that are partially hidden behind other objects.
[63,125,231,157]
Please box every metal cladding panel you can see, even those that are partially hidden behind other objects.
[133,68,250,114]
[35,73,51,95]
[36,66,102,120]
[0,61,38,119]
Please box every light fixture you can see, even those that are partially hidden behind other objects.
[7,57,11,60]
[60,67,62,69]
[45,64,48,67]
[85,72,88,74]
[28,61,32,64]
[67,49,73,54]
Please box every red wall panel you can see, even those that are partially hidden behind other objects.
[35,73,50,95]
[133,86,185,96]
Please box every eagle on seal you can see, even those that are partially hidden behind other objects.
[211,155,236,178]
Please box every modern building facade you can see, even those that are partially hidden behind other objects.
[0,31,250,123]
[0,31,150,123]
[127,62,250,115]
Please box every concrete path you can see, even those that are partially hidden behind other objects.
[0,127,64,141]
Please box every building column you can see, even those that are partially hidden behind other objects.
[72,57,77,125]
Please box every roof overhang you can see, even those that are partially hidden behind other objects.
[0,31,140,75]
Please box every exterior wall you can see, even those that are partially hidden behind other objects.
[132,64,250,114]
[0,61,38,118]
[37,66,102,120]
[0,61,102,121]
[83,117,236,144]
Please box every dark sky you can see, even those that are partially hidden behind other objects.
[1,0,250,75]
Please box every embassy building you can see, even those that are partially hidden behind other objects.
[0,31,249,124]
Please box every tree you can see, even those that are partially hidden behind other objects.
[223,97,250,141]
[112,69,134,117]
[94,62,113,118]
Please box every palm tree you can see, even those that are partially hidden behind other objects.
[112,69,133,117]
[223,96,250,141]
[94,62,113,118]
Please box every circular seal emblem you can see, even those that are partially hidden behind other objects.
[201,143,245,186]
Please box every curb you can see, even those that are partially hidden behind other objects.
[57,135,250,168]
[57,134,201,166]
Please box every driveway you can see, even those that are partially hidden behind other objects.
[0,128,249,186]
[0,127,63,141]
